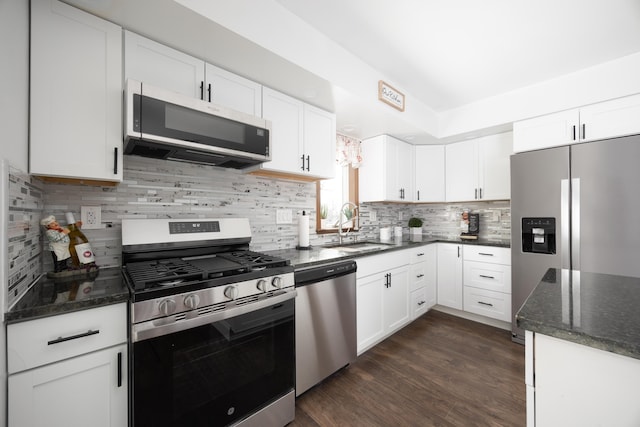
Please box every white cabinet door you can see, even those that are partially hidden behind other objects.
[124,30,205,99]
[303,103,336,179]
[356,273,385,353]
[205,63,262,116]
[478,132,512,200]
[579,94,640,142]
[384,265,410,333]
[261,87,304,174]
[30,0,122,183]
[513,109,579,153]
[9,344,127,427]
[360,135,414,202]
[445,140,477,202]
[436,243,463,310]
[415,145,445,202]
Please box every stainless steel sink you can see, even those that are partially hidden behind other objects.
[324,242,393,253]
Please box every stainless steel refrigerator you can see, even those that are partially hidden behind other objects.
[510,134,640,343]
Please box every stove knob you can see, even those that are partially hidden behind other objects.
[158,299,176,316]
[224,286,239,300]
[257,279,268,292]
[271,276,283,289]
[184,294,200,310]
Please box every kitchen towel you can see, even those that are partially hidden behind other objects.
[298,211,310,248]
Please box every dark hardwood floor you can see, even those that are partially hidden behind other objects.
[291,310,526,427]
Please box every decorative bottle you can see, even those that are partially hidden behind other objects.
[65,212,96,268]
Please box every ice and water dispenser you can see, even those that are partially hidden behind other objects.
[522,217,556,254]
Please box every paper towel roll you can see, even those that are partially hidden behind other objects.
[298,211,310,248]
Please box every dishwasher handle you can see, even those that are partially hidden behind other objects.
[295,260,357,287]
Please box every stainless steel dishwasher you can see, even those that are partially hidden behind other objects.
[294,259,357,396]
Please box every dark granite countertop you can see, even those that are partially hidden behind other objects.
[516,268,640,360]
[264,236,510,269]
[5,267,129,324]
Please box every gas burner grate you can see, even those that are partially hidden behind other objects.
[125,258,206,289]
[226,250,290,269]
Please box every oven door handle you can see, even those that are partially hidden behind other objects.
[132,289,297,342]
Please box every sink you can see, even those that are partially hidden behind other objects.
[324,242,393,253]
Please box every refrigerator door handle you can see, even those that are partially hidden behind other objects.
[561,179,571,269]
[572,178,581,271]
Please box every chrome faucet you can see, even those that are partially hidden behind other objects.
[338,202,359,244]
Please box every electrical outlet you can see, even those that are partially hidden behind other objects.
[370,210,377,222]
[398,211,403,221]
[276,209,293,224]
[81,206,102,229]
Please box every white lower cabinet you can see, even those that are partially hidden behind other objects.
[410,245,437,319]
[462,245,511,322]
[7,303,127,427]
[8,344,127,427]
[436,243,463,310]
[356,250,410,354]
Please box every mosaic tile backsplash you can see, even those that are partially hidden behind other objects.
[7,165,44,308]
[7,156,510,304]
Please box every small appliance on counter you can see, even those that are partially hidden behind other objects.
[460,211,479,240]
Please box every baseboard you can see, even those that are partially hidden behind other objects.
[431,305,511,331]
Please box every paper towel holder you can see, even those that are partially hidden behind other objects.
[296,210,312,250]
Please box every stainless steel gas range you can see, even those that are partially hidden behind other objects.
[121,218,296,427]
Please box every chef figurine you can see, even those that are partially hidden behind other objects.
[41,215,72,273]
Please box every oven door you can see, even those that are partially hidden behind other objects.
[131,292,295,427]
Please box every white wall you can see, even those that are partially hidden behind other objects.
[1,0,30,171]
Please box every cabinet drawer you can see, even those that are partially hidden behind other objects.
[411,247,429,264]
[410,287,428,320]
[410,264,426,291]
[356,250,410,279]
[463,287,511,322]
[8,303,127,374]
[463,246,510,265]
[463,261,511,293]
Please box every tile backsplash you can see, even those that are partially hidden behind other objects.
[14,156,510,279]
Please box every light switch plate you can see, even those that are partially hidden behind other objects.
[81,206,102,229]
[370,210,377,222]
[276,209,293,224]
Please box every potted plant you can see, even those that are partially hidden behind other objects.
[342,206,355,228]
[320,204,331,228]
[408,217,423,235]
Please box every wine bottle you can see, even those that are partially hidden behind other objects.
[65,212,96,268]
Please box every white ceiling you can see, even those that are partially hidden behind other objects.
[63,0,640,144]
[274,0,640,112]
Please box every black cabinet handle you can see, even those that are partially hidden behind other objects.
[479,252,494,256]
[457,246,460,257]
[417,274,424,278]
[572,125,576,141]
[479,274,495,279]
[418,300,426,306]
[582,123,586,140]
[417,190,420,201]
[200,81,204,100]
[208,83,212,102]
[306,155,310,171]
[47,329,99,345]
[113,147,118,175]
[301,154,305,171]
[478,301,494,307]
[417,253,424,257]
[475,188,478,199]
[479,188,483,199]
[117,352,122,387]
[388,273,391,287]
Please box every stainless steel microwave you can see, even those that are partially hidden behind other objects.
[124,79,271,169]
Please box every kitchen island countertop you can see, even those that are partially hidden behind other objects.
[5,267,129,324]
[516,268,640,360]
[264,236,510,269]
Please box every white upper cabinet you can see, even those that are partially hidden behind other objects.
[124,31,262,116]
[249,87,336,180]
[359,135,415,202]
[513,94,640,153]
[445,132,512,202]
[414,145,445,202]
[30,0,122,183]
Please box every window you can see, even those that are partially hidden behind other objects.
[316,163,359,233]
